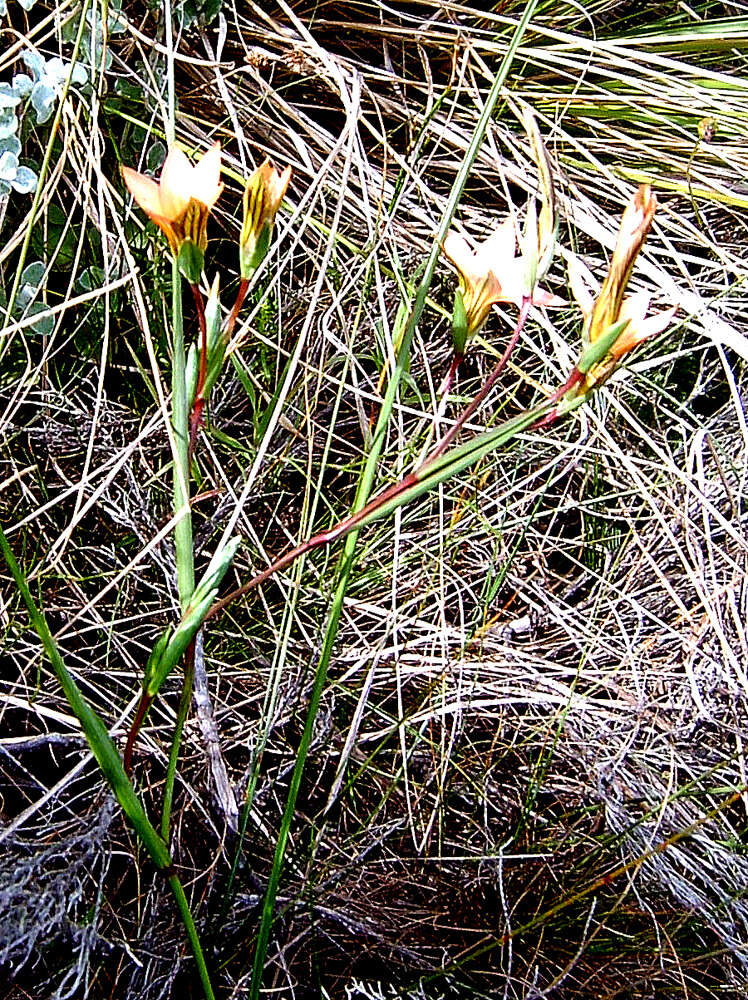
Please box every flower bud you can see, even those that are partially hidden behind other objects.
[567,186,676,391]
[587,185,656,346]
[520,106,557,290]
[239,159,291,280]
[451,288,468,355]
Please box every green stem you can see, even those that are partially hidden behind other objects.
[123,689,153,775]
[161,638,196,841]
[171,261,195,610]
[428,297,530,462]
[162,261,196,841]
[247,2,541,993]
[168,873,216,1000]
[189,284,208,459]
[0,527,214,1000]
[225,277,250,340]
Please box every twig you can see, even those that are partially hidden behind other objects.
[192,629,239,833]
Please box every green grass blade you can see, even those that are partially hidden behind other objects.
[248,0,542,993]
[0,525,216,1000]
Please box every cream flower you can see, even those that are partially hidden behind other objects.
[568,255,675,364]
[608,292,677,359]
[568,199,676,388]
[443,218,564,339]
[584,184,657,346]
[121,142,223,260]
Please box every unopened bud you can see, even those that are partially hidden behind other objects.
[239,159,291,280]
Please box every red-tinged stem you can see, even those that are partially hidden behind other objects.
[530,366,586,430]
[426,296,530,464]
[436,350,464,411]
[124,689,154,776]
[189,284,208,459]
[192,284,208,397]
[206,471,420,623]
[189,399,204,461]
[208,299,536,622]
[225,278,250,341]
[418,350,465,460]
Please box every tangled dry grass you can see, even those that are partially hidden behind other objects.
[1,0,748,997]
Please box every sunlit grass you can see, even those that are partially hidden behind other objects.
[0,0,747,997]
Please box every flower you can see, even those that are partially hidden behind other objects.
[442,218,564,342]
[239,158,292,279]
[121,142,223,280]
[583,184,658,346]
[606,292,676,359]
[568,185,676,386]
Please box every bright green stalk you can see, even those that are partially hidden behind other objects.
[164,0,176,147]
[170,260,195,611]
[0,527,215,1000]
[248,1,541,992]
[159,0,195,837]
[162,258,197,841]
[167,873,215,1000]
[161,645,194,841]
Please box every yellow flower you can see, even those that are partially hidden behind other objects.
[443,218,564,340]
[239,159,292,279]
[568,185,676,386]
[121,142,223,277]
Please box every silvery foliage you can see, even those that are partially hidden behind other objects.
[0,798,114,996]
[20,49,89,127]
[0,0,125,199]
[14,260,55,335]
[0,84,35,195]
[0,7,106,197]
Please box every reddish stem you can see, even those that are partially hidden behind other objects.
[206,471,419,622]
[225,278,250,341]
[188,284,208,460]
[123,689,154,776]
[426,296,530,464]
[529,366,585,430]
[192,284,208,397]
[437,350,463,403]
[208,299,535,621]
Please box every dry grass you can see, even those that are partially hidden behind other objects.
[1,0,748,996]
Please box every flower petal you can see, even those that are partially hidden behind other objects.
[442,232,475,280]
[159,146,193,219]
[121,166,165,221]
[567,254,596,318]
[269,164,292,210]
[191,141,222,205]
[490,256,526,307]
[473,215,516,275]
[639,305,677,340]
[611,304,676,359]
[618,291,650,328]
[531,288,566,308]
